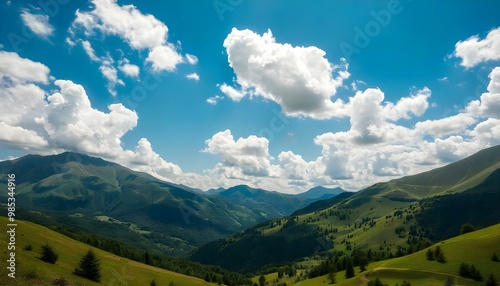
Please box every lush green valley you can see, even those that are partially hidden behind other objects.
[0,152,322,256]
[1,145,499,285]
[190,145,500,275]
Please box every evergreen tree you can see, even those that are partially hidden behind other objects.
[436,251,446,263]
[169,282,175,286]
[345,256,355,279]
[434,246,442,258]
[443,278,454,286]
[73,249,101,282]
[485,274,499,286]
[368,278,384,286]
[426,249,435,261]
[359,255,368,272]
[259,274,266,286]
[328,263,336,284]
[459,263,470,277]
[150,279,157,286]
[40,243,58,264]
[144,251,152,265]
[492,253,499,262]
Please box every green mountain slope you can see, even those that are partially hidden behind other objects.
[0,217,214,286]
[0,152,268,255]
[217,185,315,218]
[190,145,500,272]
[341,223,500,286]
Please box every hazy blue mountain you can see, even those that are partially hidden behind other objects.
[217,185,314,218]
[296,186,345,200]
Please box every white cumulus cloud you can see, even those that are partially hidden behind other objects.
[186,72,200,82]
[118,58,140,78]
[222,28,350,119]
[20,9,54,39]
[454,27,500,68]
[72,0,188,72]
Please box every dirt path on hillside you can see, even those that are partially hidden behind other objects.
[359,267,467,284]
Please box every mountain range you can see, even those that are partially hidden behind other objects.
[0,152,343,255]
[1,145,499,283]
[189,145,500,272]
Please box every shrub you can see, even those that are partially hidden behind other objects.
[492,253,499,262]
[40,243,58,264]
[459,262,483,281]
[73,249,101,282]
[368,278,384,286]
[460,223,475,234]
[23,269,38,279]
[23,244,33,251]
[52,277,71,286]
[485,274,499,286]
[426,249,435,261]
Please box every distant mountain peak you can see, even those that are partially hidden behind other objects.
[297,186,345,200]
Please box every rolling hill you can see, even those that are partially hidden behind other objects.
[190,145,500,272]
[0,216,214,286]
[0,152,268,255]
[259,223,500,286]
[0,151,337,256]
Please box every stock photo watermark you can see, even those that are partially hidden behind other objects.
[213,0,243,21]
[6,174,17,279]
[339,0,409,60]
[108,266,135,286]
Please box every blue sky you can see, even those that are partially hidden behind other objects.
[1,0,500,193]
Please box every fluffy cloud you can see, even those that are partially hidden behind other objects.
[454,27,500,68]
[219,83,244,101]
[72,0,187,72]
[203,130,278,178]
[0,122,48,149]
[384,87,431,121]
[278,151,309,181]
[314,88,429,146]
[81,40,99,61]
[20,9,54,39]
[99,57,124,96]
[186,72,200,82]
[0,51,50,84]
[127,138,182,177]
[146,45,183,72]
[0,51,49,147]
[206,95,223,105]
[466,67,500,118]
[0,52,213,189]
[186,54,198,65]
[36,80,136,156]
[469,118,500,146]
[118,58,140,78]
[222,28,350,119]
[416,113,476,137]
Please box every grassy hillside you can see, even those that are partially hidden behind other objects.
[253,224,500,285]
[191,145,500,272]
[0,216,214,286]
[0,152,269,255]
[339,223,500,286]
